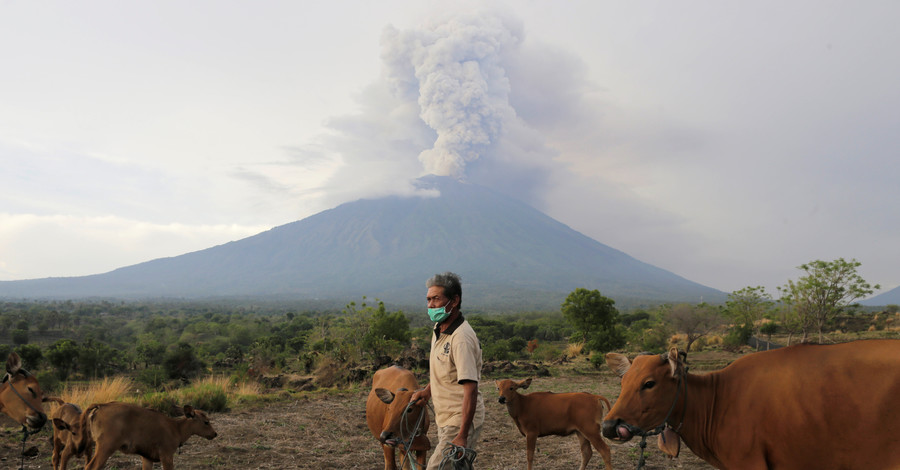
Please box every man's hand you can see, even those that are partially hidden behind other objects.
[411,384,431,404]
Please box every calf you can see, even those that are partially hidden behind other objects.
[49,402,95,470]
[73,402,217,470]
[496,378,613,470]
[366,366,430,470]
[0,352,48,432]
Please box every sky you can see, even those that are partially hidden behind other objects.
[2,0,898,298]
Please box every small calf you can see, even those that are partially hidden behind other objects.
[49,401,95,470]
[496,378,613,470]
[72,402,217,470]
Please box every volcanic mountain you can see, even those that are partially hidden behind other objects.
[0,177,725,310]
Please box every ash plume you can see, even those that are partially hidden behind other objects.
[382,14,523,178]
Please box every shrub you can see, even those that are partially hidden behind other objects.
[139,391,179,414]
[136,366,168,390]
[180,382,228,412]
[35,370,60,394]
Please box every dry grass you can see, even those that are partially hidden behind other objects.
[55,376,134,410]
[564,342,584,358]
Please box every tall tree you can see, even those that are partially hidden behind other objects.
[779,258,878,343]
[726,286,773,350]
[561,288,624,352]
[666,303,725,352]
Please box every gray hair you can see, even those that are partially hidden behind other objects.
[426,272,462,308]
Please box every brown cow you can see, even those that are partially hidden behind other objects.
[496,378,613,470]
[50,402,95,470]
[0,352,47,432]
[603,340,900,469]
[366,365,431,470]
[72,402,217,470]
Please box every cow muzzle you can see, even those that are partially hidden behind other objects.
[379,431,398,446]
[26,411,47,431]
[601,419,634,442]
[497,396,506,404]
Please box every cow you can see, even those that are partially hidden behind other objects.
[496,378,613,470]
[602,339,900,470]
[366,365,431,470]
[70,402,217,470]
[49,401,96,470]
[0,352,48,432]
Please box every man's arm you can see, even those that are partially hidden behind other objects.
[452,380,478,448]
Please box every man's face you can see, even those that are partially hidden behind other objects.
[427,286,451,309]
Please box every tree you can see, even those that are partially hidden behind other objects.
[46,339,80,380]
[666,303,725,352]
[726,286,773,350]
[561,288,624,353]
[779,258,878,343]
[136,338,167,368]
[163,343,205,380]
[16,344,43,369]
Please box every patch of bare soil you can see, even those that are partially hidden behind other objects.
[2,372,716,469]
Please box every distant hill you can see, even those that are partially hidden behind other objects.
[861,285,900,306]
[0,176,725,311]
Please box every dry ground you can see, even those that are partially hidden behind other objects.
[1,367,718,470]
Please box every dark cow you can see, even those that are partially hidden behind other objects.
[603,340,900,469]
[366,366,430,470]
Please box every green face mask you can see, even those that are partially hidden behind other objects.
[428,300,452,323]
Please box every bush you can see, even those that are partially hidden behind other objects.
[35,370,60,394]
[180,382,228,412]
[724,324,752,352]
[139,391,179,414]
[136,366,168,390]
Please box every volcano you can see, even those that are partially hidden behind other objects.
[0,177,725,310]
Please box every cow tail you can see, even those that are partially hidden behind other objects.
[598,396,612,422]
[75,404,100,454]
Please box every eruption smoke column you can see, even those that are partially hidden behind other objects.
[382,14,522,178]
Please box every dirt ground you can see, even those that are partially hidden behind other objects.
[1,372,716,470]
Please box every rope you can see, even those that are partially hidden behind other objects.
[623,357,689,470]
[4,372,46,470]
[438,444,477,470]
[395,398,430,470]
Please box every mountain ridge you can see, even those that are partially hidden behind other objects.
[0,177,726,310]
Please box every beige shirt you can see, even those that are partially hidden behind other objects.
[430,316,485,428]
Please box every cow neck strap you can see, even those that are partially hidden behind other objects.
[627,367,689,470]
[4,373,45,418]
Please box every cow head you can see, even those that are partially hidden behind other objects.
[601,348,686,442]
[183,405,218,440]
[0,352,48,432]
[374,387,428,446]
[495,378,531,404]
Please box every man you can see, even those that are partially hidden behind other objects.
[412,272,485,469]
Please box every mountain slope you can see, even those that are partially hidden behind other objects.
[0,177,725,309]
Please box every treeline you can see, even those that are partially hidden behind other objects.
[2,258,896,393]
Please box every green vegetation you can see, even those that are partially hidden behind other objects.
[0,259,894,406]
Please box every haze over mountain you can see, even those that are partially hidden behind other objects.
[0,177,725,310]
[861,285,900,307]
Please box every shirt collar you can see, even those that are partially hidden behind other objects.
[434,314,465,338]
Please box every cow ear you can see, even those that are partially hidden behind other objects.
[375,388,395,404]
[667,347,685,378]
[183,405,195,418]
[53,418,71,432]
[517,378,532,389]
[6,352,21,375]
[605,353,631,377]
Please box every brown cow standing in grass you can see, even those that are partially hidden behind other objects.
[71,402,217,470]
[0,352,48,433]
[366,365,431,470]
[49,401,95,470]
[496,378,613,470]
[603,340,900,470]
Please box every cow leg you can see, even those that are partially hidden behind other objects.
[525,433,538,470]
[51,438,62,470]
[57,445,72,470]
[143,455,156,470]
[382,444,397,470]
[576,432,592,470]
[84,444,114,470]
[584,430,613,470]
[159,454,176,470]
